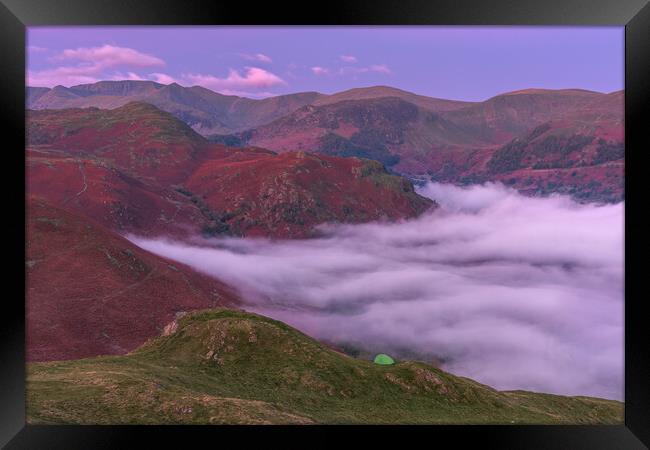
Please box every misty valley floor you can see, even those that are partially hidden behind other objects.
[131,182,624,402]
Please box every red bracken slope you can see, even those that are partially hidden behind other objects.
[26,195,241,362]
[27,102,208,184]
[27,102,434,239]
[27,148,206,237]
[183,150,434,238]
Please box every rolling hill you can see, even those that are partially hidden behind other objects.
[312,85,474,111]
[26,308,623,425]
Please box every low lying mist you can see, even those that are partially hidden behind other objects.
[130,182,623,400]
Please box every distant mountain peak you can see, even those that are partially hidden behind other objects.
[497,88,604,97]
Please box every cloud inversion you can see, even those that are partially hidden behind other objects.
[130,183,624,400]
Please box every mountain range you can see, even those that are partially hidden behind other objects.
[28,81,624,202]
[28,80,322,135]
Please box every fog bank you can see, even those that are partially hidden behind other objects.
[130,183,623,400]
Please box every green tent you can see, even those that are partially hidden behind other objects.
[373,353,395,365]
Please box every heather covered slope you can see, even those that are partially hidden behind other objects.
[428,90,624,202]
[231,97,485,167]
[224,88,620,158]
[229,88,624,202]
[26,196,241,362]
[441,88,610,144]
[27,102,434,238]
[26,309,623,425]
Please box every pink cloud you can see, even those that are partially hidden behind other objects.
[28,44,166,87]
[339,55,358,63]
[53,44,165,68]
[27,67,100,87]
[148,72,180,85]
[184,67,286,92]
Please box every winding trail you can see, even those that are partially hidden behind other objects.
[75,162,88,198]
[62,161,88,205]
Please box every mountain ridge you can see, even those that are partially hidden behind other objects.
[28,81,624,203]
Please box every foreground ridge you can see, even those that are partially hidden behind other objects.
[27,309,623,425]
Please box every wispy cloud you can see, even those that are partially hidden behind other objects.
[52,44,165,68]
[214,90,279,99]
[241,53,273,63]
[131,183,624,400]
[110,72,147,81]
[27,45,48,53]
[311,66,330,76]
[311,63,392,78]
[339,55,358,63]
[27,68,101,88]
[340,64,391,75]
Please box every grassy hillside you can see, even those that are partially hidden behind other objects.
[27,309,623,425]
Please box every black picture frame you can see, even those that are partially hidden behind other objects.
[2,0,648,448]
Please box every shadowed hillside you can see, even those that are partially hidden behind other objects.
[28,81,323,135]
[26,196,240,361]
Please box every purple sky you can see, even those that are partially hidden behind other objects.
[27,27,624,101]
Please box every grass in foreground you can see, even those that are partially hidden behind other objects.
[27,309,623,425]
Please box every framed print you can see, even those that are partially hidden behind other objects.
[1,0,649,448]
